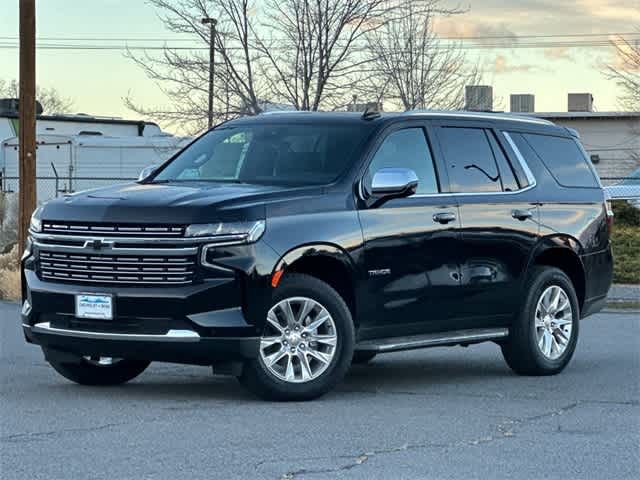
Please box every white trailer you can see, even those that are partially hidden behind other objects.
[0,113,165,141]
[1,134,190,202]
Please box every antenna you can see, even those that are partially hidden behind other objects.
[361,105,381,121]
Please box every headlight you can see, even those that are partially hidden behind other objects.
[185,220,265,244]
[29,206,43,233]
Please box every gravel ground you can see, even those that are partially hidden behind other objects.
[1,301,638,480]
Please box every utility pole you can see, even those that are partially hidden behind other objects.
[201,17,217,129]
[18,0,37,256]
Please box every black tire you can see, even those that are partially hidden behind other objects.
[501,266,580,376]
[46,353,150,386]
[238,273,355,401]
[352,351,377,365]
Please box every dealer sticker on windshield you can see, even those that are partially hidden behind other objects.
[75,294,113,320]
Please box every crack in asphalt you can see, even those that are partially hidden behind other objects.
[272,402,585,479]
[1,422,126,443]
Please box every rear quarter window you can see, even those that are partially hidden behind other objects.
[519,133,598,188]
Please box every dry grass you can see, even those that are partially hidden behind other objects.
[0,245,20,301]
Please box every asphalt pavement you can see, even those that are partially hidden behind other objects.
[1,301,638,480]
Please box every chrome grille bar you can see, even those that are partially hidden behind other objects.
[37,251,197,286]
[42,222,185,237]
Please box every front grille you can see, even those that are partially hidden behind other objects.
[38,251,197,286]
[42,221,185,237]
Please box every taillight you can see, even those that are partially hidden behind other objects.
[605,197,614,234]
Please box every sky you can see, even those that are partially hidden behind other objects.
[0,0,638,134]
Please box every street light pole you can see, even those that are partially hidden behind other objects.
[18,0,37,257]
[201,17,217,129]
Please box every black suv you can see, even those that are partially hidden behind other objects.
[21,111,613,400]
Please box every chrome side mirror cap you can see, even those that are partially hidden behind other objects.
[371,168,419,198]
[138,165,158,181]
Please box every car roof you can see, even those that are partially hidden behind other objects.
[224,110,565,134]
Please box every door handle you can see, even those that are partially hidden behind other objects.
[433,212,457,224]
[512,209,533,221]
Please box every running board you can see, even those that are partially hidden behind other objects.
[355,328,509,354]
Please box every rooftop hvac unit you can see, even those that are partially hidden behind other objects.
[465,86,493,112]
[510,94,535,113]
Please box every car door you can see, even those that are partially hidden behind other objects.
[357,122,462,339]
[432,122,540,325]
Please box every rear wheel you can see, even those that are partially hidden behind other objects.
[238,274,355,401]
[46,353,150,386]
[501,266,579,376]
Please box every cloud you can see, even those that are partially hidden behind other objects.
[493,55,537,74]
[578,0,640,21]
[434,19,518,46]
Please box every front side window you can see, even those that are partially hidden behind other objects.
[152,123,370,186]
[366,128,439,195]
[438,127,502,193]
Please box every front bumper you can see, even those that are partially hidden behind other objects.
[21,268,262,364]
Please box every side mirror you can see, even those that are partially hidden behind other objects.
[371,168,419,198]
[138,165,158,181]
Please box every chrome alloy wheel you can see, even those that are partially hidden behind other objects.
[259,297,338,383]
[534,285,573,360]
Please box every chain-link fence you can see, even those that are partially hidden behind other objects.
[601,176,640,201]
[1,176,137,202]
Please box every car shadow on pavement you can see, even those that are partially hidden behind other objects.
[43,350,513,402]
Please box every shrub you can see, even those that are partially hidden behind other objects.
[612,200,640,227]
[0,244,20,301]
[611,226,640,284]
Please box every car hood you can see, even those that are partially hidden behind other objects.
[40,181,322,224]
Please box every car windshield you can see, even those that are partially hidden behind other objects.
[151,122,370,186]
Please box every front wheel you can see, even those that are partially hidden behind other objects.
[501,266,579,376]
[238,274,355,401]
[46,352,150,386]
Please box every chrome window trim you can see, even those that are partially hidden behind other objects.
[502,131,537,188]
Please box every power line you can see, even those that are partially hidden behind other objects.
[0,39,634,52]
[0,31,638,42]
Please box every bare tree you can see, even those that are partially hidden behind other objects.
[0,79,74,114]
[365,1,481,111]
[255,0,410,111]
[125,0,265,134]
[605,33,640,111]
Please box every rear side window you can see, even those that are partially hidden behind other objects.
[487,132,520,191]
[367,128,439,195]
[520,133,598,188]
[437,127,501,193]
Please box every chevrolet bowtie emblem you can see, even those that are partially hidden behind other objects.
[84,239,114,251]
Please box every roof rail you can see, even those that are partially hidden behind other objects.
[403,109,554,126]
